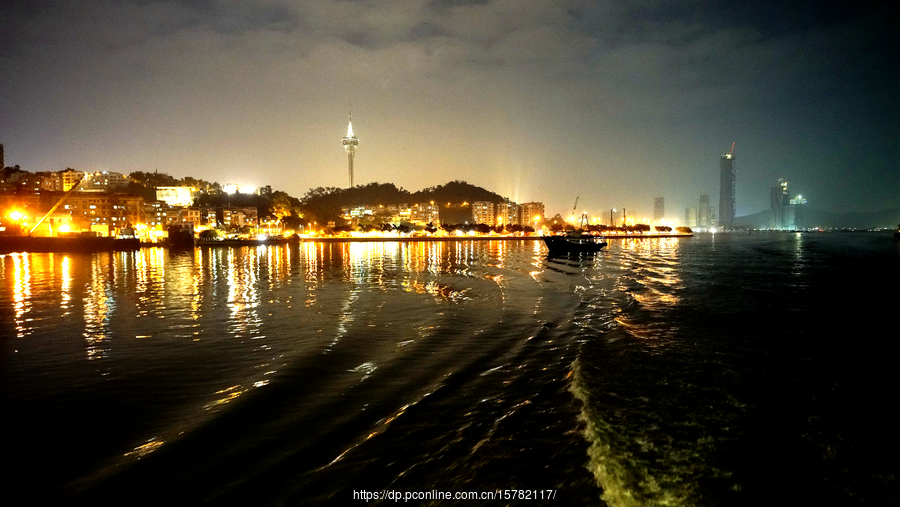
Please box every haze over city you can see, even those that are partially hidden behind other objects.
[2,0,896,220]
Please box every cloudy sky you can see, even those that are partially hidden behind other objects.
[2,0,896,219]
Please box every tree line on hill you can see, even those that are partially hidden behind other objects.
[298,180,506,225]
[553,223,692,234]
[122,174,507,230]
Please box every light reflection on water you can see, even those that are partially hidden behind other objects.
[3,234,893,506]
[11,254,32,339]
[605,238,685,347]
[2,240,541,361]
[2,239,590,502]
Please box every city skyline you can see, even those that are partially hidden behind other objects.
[1,1,896,219]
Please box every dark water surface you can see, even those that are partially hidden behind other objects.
[2,233,897,506]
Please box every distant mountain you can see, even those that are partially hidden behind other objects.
[736,207,900,229]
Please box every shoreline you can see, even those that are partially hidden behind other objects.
[1,234,694,254]
[191,233,693,247]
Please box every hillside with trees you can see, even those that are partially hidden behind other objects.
[119,173,504,228]
[299,180,505,225]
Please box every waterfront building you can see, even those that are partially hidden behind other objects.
[685,207,697,227]
[197,206,259,230]
[83,171,129,192]
[6,171,44,193]
[157,186,200,207]
[411,203,440,225]
[342,205,377,221]
[789,194,807,229]
[222,207,244,228]
[654,197,665,222]
[62,168,85,191]
[32,168,86,192]
[719,146,736,229]
[770,178,791,229]
[259,214,281,233]
[518,202,545,227]
[179,207,202,228]
[472,201,496,226]
[239,207,258,228]
[61,193,144,233]
[396,203,412,223]
[143,201,178,229]
[496,199,519,227]
[342,114,359,188]
[698,194,710,228]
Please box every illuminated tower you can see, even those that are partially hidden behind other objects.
[342,114,359,188]
[718,143,736,229]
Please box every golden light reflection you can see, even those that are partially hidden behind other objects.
[124,439,165,459]
[296,240,477,302]
[226,247,262,339]
[191,248,203,338]
[133,247,167,324]
[60,256,71,316]
[205,384,249,409]
[610,237,685,344]
[84,254,113,360]
[10,253,32,339]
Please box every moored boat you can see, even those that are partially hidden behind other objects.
[542,231,607,254]
[0,235,140,254]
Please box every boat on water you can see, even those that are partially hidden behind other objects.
[0,235,140,254]
[543,201,608,254]
[542,231,607,254]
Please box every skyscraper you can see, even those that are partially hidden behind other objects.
[718,144,735,230]
[342,114,359,188]
[685,207,697,227]
[770,178,790,229]
[653,197,665,222]
[698,194,710,228]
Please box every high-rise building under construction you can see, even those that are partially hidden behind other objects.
[718,143,736,230]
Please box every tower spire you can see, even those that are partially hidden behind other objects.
[342,112,359,188]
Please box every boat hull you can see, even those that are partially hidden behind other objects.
[0,236,140,254]
[542,235,607,254]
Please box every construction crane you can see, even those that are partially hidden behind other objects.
[28,173,88,236]
[570,196,589,229]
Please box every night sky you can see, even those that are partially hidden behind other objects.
[2,0,897,219]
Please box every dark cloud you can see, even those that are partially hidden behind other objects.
[407,22,448,41]
[342,30,388,49]
[206,2,300,34]
[429,0,492,9]
[0,0,895,216]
